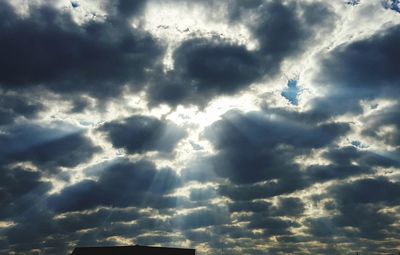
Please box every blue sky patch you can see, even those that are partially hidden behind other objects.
[382,0,400,13]
[281,79,300,105]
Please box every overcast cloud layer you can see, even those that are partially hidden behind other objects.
[0,0,399,254]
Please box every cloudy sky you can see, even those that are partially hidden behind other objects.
[0,0,400,254]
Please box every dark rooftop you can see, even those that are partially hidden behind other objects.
[71,245,195,255]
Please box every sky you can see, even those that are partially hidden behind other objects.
[0,0,399,254]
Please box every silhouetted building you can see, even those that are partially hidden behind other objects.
[71,245,195,255]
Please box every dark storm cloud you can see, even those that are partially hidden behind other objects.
[0,126,76,253]
[273,197,305,217]
[108,0,148,18]
[176,207,229,229]
[135,234,184,246]
[147,1,334,106]
[247,217,300,236]
[0,124,100,172]
[361,103,400,147]
[228,200,273,213]
[308,177,400,241]
[307,146,400,182]
[0,0,162,101]
[250,1,333,60]
[312,25,400,116]
[259,104,335,127]
[198,108,356,246]
[317,26,400,96]
[55,207,145,232]
[2,205,151,254]
[306,217,340,238]
[189,187,217,202]
[99,115,186,154]
[231,209,301,239]
[8,132,99,171]
[0,94,43,126]
[51,208,172,247]
[48,159,181,212]
[172,39,260,89]
[205,110,348,185]
[52,215,175,250]
[219,174,308,201]
[229,0,335,58]
[0,163,51,218]
[332,204,397,240]
[276,235,311,244]
[0,161,62,254]
[180,157,219,183]
[306,164,366,182]
[229,197,305,217]
[5,207,60,252]
[332,177,400,206]
[258,106,399,179]
[147,39,264,106]
[217,225,257,240]
[0,124,68,157]
[183,229,213,243]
